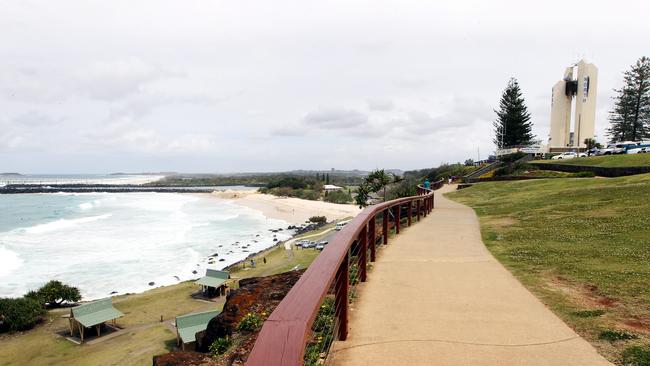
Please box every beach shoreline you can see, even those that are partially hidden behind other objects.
[210,189,361,225]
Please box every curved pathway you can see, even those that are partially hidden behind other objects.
[328,185,611,365]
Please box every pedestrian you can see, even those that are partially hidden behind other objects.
[424,179,431,190]
[448,176,452,184]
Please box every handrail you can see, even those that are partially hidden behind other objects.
[246,179,444,365]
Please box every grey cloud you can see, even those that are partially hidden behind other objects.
[12,110,64,127]
[367,99,395,111]
[74,59,175,101]
[399,96,493,136]
[302,107,369,129]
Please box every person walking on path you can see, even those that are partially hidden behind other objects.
[424,179,431,190]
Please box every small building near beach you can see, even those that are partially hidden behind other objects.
[196,269,230,298]
[68,297,124,342]
[175,309,221,350]
[323,184,343,191]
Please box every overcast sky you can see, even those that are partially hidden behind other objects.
[1,0,649,173]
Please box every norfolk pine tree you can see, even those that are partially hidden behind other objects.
[493,78,535,149]
[608,57,650,142]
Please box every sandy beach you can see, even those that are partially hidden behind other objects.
[212,190,361,225]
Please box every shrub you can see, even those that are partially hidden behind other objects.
[323,190,352,204]
[27,280,81,307]
[308,216,327,225]
[386,178,418,200]
[621,346,650,366]
[0,297,46,332]
[493,162,537,177]
[209,336,232,356]
[266,176,310,190]
[599,330,638,342]
[573,171,596,178]
[304,297,335,366]
[499,152,527,163]
[236,313,262,332]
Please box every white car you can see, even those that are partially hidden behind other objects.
[627,147,648,154]
[552,152,585,160]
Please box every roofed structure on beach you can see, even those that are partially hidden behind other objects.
[175,309,221,349]
[195,269,229,288]
[69,297,124,342]
[71,298,124,328]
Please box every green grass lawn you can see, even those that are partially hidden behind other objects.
[533,153,650,167]
[447,175,650,365]
[0,282,211,366]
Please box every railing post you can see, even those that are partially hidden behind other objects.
[335,252,349,341]
[417,200,421,221]
[395,204,401,234]
[407,202,412,226]
[359,225,367,282]
[423,198,427,217]
[382,209,389,244]
[369,216,376,262]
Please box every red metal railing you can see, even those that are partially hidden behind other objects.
[246,180,443,365]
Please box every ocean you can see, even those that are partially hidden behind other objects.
[0,187,293,300]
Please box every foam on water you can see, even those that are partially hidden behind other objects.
[0,192,293,300]
[23,214,113,234]
[0,246,23,277]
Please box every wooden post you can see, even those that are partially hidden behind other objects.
[335,252,349,341]
[359,225,367,282]
[80,324,84,342]
[69,318,73,336]
[96,324,101,337]
[423,198,428,217]
[382,209,389,244]
[417,200,421,221]
[407,202,412,226]
[395,204,401,234]
[369,216,376,262]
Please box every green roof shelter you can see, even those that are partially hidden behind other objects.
[69,297,124,342]
[175,309,221,350]
[195,269,230,298]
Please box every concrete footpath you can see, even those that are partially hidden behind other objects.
[328,185,611,366]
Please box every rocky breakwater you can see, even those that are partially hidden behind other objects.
[153,269,305,366]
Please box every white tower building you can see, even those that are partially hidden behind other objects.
[548,59,598,150]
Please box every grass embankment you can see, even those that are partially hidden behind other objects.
[448,175,650,364]
[533,154,650,167]
[0,243,323,366]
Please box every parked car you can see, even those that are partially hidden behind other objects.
[335,221,349,231]
[295,240,309,248]
[627,147,648,154]
[552,152,580,160]
[302,241,317,248]
[597,143,628,155]
[315,243,325,250]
